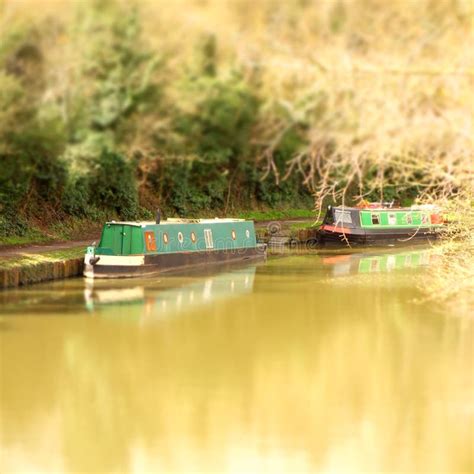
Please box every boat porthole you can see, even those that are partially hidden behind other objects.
[231,229,236,240]
[191,231,196,243]
[163,232,169,244]
[144,231,157,251]
[178,231,184,243]
[245,229,250,238]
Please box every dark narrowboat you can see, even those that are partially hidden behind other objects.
[84,217,266,279]
[318,204,444,246]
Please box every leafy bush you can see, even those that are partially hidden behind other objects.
[62,173,91,217]
[88,150,139,220]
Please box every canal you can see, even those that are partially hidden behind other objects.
[0,247,472,473]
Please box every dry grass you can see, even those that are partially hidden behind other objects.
[421,195,474,317]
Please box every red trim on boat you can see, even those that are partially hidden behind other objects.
[322,224,352,234]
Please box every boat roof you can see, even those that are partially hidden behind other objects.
[106,218,247,227]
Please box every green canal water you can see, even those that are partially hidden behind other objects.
[0,247,472,473]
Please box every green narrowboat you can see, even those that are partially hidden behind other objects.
[84,217,266,279]
[318,204,444,246]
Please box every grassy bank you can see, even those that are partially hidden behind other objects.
[0,246,85,269]
[0,245,85,289]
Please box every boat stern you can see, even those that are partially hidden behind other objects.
[83,246,147,279]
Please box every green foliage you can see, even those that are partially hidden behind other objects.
[88,151,139,220]
[175,67,260,163]
[0,119,67,236]
[84,6,161,135]
[198,34,217,77]
[360,165,421,206]
[253,126,312,207]
[154,39,275,215]
[289,222,319,232]
[62,173,91,217]
[145,156,228,215]
[0,20,68,236]
[0,72,27,149]
[0,1,316,241]
[68,0,163,154]
[0,207,29,237]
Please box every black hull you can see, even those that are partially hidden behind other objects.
[318,227,441,246]
[85,246,266,278]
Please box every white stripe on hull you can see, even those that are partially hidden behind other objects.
[83,265,155,279]
[84,254,146,279]
[84,254,145,266]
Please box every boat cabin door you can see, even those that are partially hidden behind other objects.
[111,224,132,255]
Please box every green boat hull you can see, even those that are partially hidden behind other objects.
[84,218,266,278]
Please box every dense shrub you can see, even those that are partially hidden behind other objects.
[88,151,139,220]
[62,173,91,218]
[0,154,31,236]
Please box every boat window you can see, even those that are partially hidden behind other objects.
[191,231,196,243]
[204,229,214,249]
[231,229,236,240]
[335,209,352,225]
[163,232,169,244]
[421,214,429,224]
[388,213,396,225]
[177,231,184,243]
[246,229,250,238]
[144,231,157,251]
[405,214,413,224]
[371,213,380,225]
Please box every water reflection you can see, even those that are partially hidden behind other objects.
[84,266,256,319]
[0,250,472,473]
[0,265,257,318]
[321,246,441,277]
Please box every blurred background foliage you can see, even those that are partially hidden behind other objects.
[0,0,472,236]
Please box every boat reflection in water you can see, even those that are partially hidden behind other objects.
[84,265,257,319]
[321,246,441,277]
